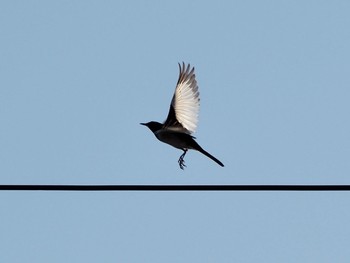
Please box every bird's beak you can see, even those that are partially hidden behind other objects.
[140,123,146,126]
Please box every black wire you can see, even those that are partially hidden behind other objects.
[0,185,350,191]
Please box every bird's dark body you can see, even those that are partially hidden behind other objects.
[156,129,198,150]
[141,63,224,169]
[141,121,197,150]
[156,129,224,167]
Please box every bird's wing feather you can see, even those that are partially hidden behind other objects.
[163,62,200,134]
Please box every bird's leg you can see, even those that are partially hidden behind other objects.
[178,149,188,170]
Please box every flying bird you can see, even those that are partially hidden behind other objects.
[141,62,224,169]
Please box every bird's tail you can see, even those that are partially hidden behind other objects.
[197,147,224,167]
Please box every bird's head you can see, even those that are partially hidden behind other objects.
[140,121,163,133]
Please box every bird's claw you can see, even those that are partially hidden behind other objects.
[178,150,187,170]
[178,157,186,170]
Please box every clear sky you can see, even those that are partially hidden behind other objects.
[1,0,350,262]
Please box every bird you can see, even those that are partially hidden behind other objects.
[141,62,224,169]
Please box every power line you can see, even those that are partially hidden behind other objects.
[0,185,350,191]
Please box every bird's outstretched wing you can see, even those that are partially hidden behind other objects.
[163,62,200,134]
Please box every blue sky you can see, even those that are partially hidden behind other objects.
[1,0,350,262]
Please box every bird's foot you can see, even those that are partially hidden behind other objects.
[178,150,187,170]
[178,156,186,170]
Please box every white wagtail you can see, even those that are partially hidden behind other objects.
[141,62,224,169]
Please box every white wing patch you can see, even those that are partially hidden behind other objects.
[172,63,200,134]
